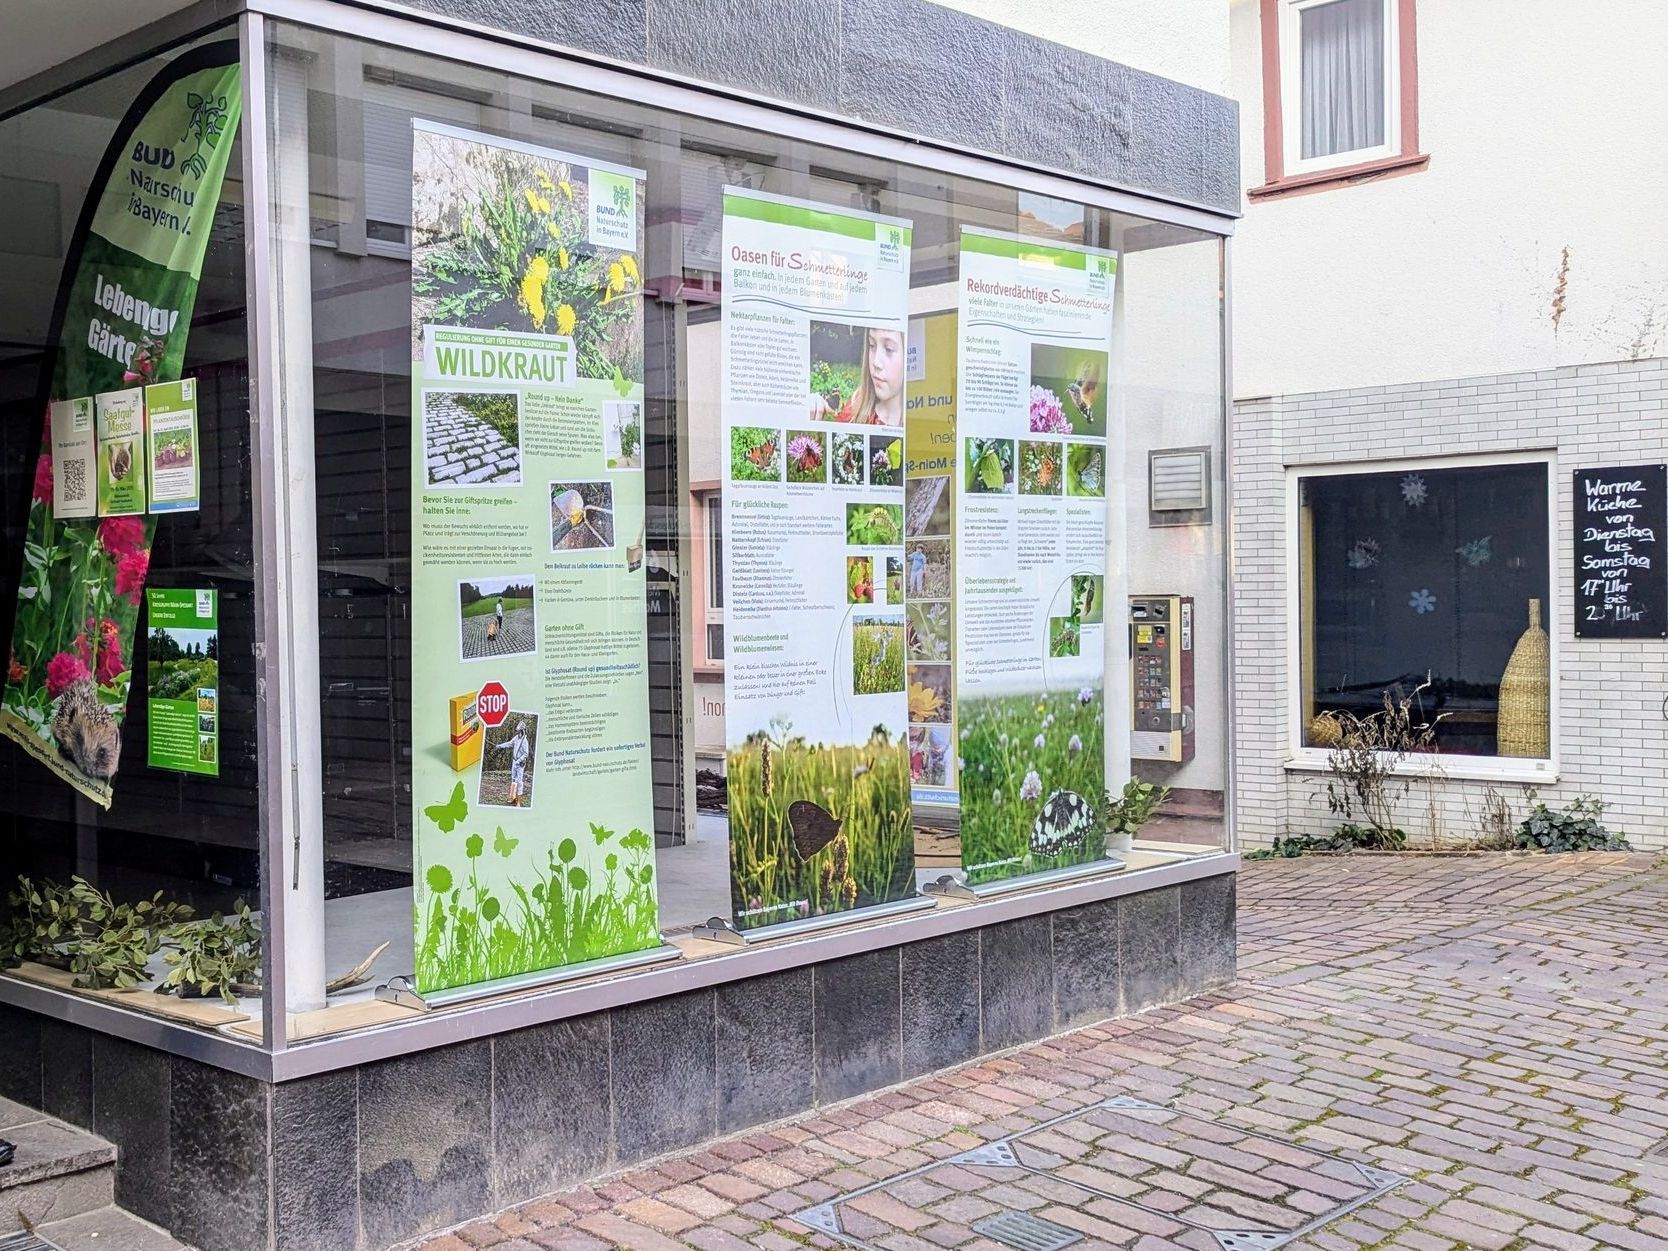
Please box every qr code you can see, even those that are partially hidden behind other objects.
[60,457,86,503]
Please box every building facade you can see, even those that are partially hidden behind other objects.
[0,4,1240,1250]
[1228,0,1668,850]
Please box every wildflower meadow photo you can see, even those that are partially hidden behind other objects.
[958,682,1107,884]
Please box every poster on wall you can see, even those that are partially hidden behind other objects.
[1573,464,1666,639]
[408,120,662,995]
[0,44,241,808]
[145,378,201,513]
[954,227,1117,887]
[904,311,959,832]
[145,588,218,776]
[720,188,920,933]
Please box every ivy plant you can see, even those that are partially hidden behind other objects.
[1514,795,1630,853]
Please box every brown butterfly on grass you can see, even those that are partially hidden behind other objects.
[744,435,779,472]
[787,799,842,861]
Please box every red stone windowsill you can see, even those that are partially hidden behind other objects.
[1249,152,1430,202]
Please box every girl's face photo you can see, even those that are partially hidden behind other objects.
[867,329,904,404]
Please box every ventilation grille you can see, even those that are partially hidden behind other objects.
[1150,449,1210,512]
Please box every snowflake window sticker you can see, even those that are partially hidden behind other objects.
[1409,588,1437,614]
[1455,536,1492,567]
[1346,537,1380,569]
[1400,472,1428,508]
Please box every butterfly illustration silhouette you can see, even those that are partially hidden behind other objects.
[424,781,469,832]
[787,799,841,860]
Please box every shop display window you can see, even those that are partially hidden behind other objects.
[1298,458,1553,760]
[0,13,1233,1053]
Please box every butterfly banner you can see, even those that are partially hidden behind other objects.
[720,188,922,934]
[953,227,1119,887]
[0,44,241,808]
[407,121,662,995]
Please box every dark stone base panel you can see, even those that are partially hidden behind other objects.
[0,870,1236,1251]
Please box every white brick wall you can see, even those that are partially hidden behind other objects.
[1232,357,1668,852]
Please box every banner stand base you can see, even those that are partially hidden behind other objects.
[693,894,937,946]
[375,943,682,1011]
[926,856,1127,902]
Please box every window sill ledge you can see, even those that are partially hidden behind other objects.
[1283,751,1556,786]
[1250,152,1430,201]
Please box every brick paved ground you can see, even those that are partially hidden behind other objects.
[413,852,1668,1251]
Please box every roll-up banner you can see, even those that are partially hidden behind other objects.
[954,228,1118,887]
[719,188,925,935]
[0,44,241,807]
[407,121,667,997]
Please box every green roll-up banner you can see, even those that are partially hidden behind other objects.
[0,44,242,807]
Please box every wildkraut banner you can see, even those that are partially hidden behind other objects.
[0,44,241,807]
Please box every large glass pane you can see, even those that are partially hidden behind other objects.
[265,20,1231,1037]
[0,32,259,1035]
[1300,461,1553,758]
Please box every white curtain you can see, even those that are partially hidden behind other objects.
[1300,0,1386,159]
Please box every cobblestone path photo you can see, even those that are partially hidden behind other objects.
[417,853,1668,1251]
[426,391,522,486]
[461,605,535,659]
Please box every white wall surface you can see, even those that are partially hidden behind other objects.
[1233,358,1668,853]
[935,0,1232,95]
[1229,0,1668,398]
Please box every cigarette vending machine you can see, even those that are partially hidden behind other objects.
[1129,594,1195,763]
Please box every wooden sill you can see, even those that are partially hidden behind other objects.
[1250,152,1430,201]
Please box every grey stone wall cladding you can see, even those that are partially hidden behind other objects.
[1232,357,1668,851]
[0,872,1234,1251]
[402,0,1240,213]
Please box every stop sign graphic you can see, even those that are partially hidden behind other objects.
[477,681,510,728]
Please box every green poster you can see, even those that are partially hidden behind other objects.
[96,387,147,516]
[145,589,218,775]
[954,228,1117,887]
[409,120,660,994]
[0,44,240,807]
[145,378,201,513]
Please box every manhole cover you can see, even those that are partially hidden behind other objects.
[793,1097,1406,1251]
[972,1210,1082,1251]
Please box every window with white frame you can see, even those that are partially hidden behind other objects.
[1279,0,1400,173]
[1297,459,1552,760]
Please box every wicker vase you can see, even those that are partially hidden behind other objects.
[1497,598,1550,758]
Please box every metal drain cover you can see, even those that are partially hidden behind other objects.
[973,1211,1082,1251]
[793,1096,1407,1251]
[0,1234,60,1251]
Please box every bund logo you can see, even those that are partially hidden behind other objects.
[130,88,232,180]
[611,182,632,213]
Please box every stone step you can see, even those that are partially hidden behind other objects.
[36,1206,193,1251]
[0,1100,116,1235]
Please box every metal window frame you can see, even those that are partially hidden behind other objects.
[0,0,1240,1080]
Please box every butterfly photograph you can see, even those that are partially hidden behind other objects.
[1020,439,1064,497]
[964,436,1015,495]
[1066,442,1105,498]
[725,724,916,931]
[730,425,782,482]
[1032,343,1108,438]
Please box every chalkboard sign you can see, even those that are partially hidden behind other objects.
[1574,463,1667,638]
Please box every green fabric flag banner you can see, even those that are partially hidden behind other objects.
[0,44,241,807]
